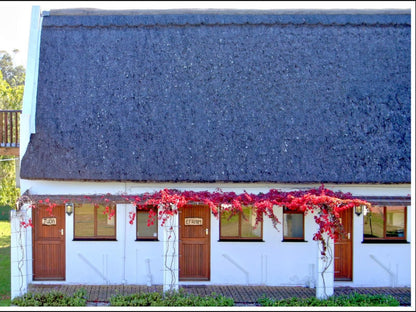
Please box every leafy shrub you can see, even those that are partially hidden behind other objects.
[257,292,400,307]
[0,206,11,221]
[110,289,234,306]
[11,288,87,306]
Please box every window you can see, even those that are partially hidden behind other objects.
[136,207,158,241]
[220,206,262,241]
[283,207,304,241]
[363,206,407,241]
[74,203,116,240]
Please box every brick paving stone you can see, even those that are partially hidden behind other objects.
[26,284,412,307]
[88,286,97,301]
[67,285,77,296]
[97,285,109,301]
[122,284,131,295]
[112,285,123,297]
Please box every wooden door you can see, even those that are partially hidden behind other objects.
[179,204,210,281]
[33,204,65,280]
[334,208,353,280]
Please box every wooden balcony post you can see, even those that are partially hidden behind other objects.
[0,110,22,156]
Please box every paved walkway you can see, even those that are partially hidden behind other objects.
[27,284,412,307]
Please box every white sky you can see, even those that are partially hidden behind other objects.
[0,1,414,67]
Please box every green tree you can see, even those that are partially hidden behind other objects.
[0,51,24,110]
[0,71,24,110]
[0,159,19,209]
[0,50,25,87]
[0,51,24,208]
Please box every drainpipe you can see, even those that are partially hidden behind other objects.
[260,254,268,285]
[145,258,152,286]
[308,263,315,288]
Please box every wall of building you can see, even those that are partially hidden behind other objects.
[21,181,411,288]
[347,208,412,287]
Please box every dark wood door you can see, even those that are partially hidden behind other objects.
[33,204,65,280]
[179,204,210,281]
[334,208,353,280]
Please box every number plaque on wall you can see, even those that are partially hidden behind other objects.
[42,217,57,226]
[185,218,203,226]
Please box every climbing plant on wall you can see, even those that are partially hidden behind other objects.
[16,184,370,255]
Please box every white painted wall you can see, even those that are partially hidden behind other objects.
[68,204,164,285]
[209,205,318,286]
[21,181,411,288]
[19,180,412,198]
[338,207,412,287]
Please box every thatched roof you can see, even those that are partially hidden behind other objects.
[20,9,411,183]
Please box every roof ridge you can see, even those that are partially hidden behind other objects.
[46,8,411,16]
[41,10,411,27]
[42,21,410,29]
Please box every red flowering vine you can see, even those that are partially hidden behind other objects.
[16,185,371,256]
[20,219,33,228]
[128,211,136,225]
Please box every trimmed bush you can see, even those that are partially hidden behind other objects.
[11,288,87,306]
[110,289,234,306]
[0,206,10,221]
[257,292,400,307]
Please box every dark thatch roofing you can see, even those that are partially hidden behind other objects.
[20,9,411,183]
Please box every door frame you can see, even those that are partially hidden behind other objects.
[32,204,66,280]
[178,204,211,281]
[334,208,353,281]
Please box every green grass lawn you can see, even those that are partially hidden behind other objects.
[0,220,11,306]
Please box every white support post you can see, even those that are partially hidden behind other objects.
[162,211,179,293]
[315,235,334,300]
[10,206,32,299]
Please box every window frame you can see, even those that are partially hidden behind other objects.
[282,207,305,242]
[73,203,117,241]
[136,206,159,241]
[219,206,263,242]
[363,205,407,242]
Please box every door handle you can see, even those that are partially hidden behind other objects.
[347,232,350,240]
[60,229,64,236]
[205,228,209,235]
